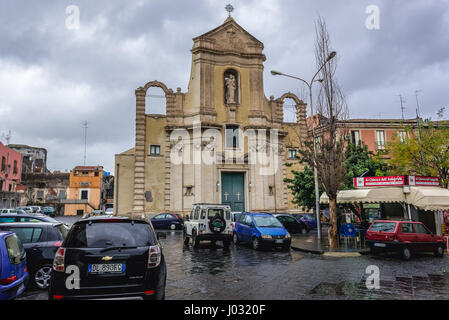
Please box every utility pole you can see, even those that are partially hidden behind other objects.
[82,121,88,165]
[414,90,426,175]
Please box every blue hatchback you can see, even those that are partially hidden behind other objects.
[233,213,291,250]
[0,231,28,300]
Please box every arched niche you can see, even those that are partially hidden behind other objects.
[223,69,240,105]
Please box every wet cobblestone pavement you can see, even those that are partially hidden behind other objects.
[18,218,449,300]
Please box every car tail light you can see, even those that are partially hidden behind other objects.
[144,290,154,295]
[24,267,27,273]
[148,245,161,268]
[53,295,64,300]
[0,275,18,285]
[53,241,63,247]
[53,247,66,272]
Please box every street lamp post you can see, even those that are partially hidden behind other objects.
[271,51,336,241]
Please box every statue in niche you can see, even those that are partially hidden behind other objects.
[225,73,237,104]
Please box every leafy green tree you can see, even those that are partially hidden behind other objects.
[387,123,449,188]
[284,165,323,212]
[342,143,390,189]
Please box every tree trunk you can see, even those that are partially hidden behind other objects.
[328,198,339,249]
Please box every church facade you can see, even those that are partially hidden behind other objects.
[114,17,308,216]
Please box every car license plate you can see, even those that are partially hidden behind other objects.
[374,243,386,247]
[275,239,283,244]
[88,263,125,274]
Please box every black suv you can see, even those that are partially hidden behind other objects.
[0,222,68,289]
[48,216,167,300]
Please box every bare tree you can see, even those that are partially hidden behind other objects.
[300,16,349,248]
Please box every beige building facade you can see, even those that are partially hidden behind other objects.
[115,17,307,216]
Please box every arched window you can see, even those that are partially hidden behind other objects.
[224,69,239,105]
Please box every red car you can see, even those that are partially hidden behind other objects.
[365,220,445,260]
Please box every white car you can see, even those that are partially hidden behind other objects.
[105,207,114,214]
[0,208,19,214]
[16,206,33,213]
[183,203,233,248]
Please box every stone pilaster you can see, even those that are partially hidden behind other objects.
[133,87,146,214]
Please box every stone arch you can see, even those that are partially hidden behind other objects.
[143,80,173,96]
[277,92,307,123]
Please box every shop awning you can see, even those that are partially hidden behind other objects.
[320,188,406,204]
[320,186,449,212]
[405,187,449,211]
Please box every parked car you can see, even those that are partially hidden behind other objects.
[272,213,310,234]
[16,207,33,214]
[48,215,167,300]
[298,214,318,229]
[43,207,56,217]
[183,203,233,248]
[105,207,114,214]
[151,213,184,230]
[231,212,243,230]
[365,220,446,260]
[0,213,62,224]
[0,231,28,300]
[0,222,68,289]
[1,209,18,214]
[82,210,107,219]
[29,206,43,214]
[233,212,291,251]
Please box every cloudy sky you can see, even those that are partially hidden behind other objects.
[1,0,448,173]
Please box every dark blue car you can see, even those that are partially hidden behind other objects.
[150,213,184,230]
[0,231,28,300]
[233,212,291,250]
[299,214,318,229]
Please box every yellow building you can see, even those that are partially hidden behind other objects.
[115,17,306,216]
[63,166,103,216]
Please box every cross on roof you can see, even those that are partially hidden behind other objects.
[225,4,234,17]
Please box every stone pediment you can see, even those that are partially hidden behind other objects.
[192,17,264,56]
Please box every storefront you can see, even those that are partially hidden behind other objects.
[320,176,449,235]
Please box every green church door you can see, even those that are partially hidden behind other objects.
[221,172,245,212]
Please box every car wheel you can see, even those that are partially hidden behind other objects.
[34,264,53,289]
[170,223,176,230]
[192,232,200,249]
[401,246,412,260]
[233,233,240,245]
[435,245,444,257]
[252,237,260,250]
[183,229,189,245]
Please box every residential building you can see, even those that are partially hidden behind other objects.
[63,166,103,216]
[7,144,48,173]
[0,142,22,208]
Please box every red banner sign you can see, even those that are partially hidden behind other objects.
[354,176,406,187]
[354,175,440,188]
[408,176,440,187]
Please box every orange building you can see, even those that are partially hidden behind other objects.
[63,166,103,216]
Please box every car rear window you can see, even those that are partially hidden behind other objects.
[4,234,24,265]
[65,221,156,248]
[369,222,397,232]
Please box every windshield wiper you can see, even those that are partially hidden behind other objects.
[100,245,137,253]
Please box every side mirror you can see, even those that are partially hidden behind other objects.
[157,232,166,240]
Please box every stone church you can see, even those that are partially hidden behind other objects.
[114,17,308,216]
